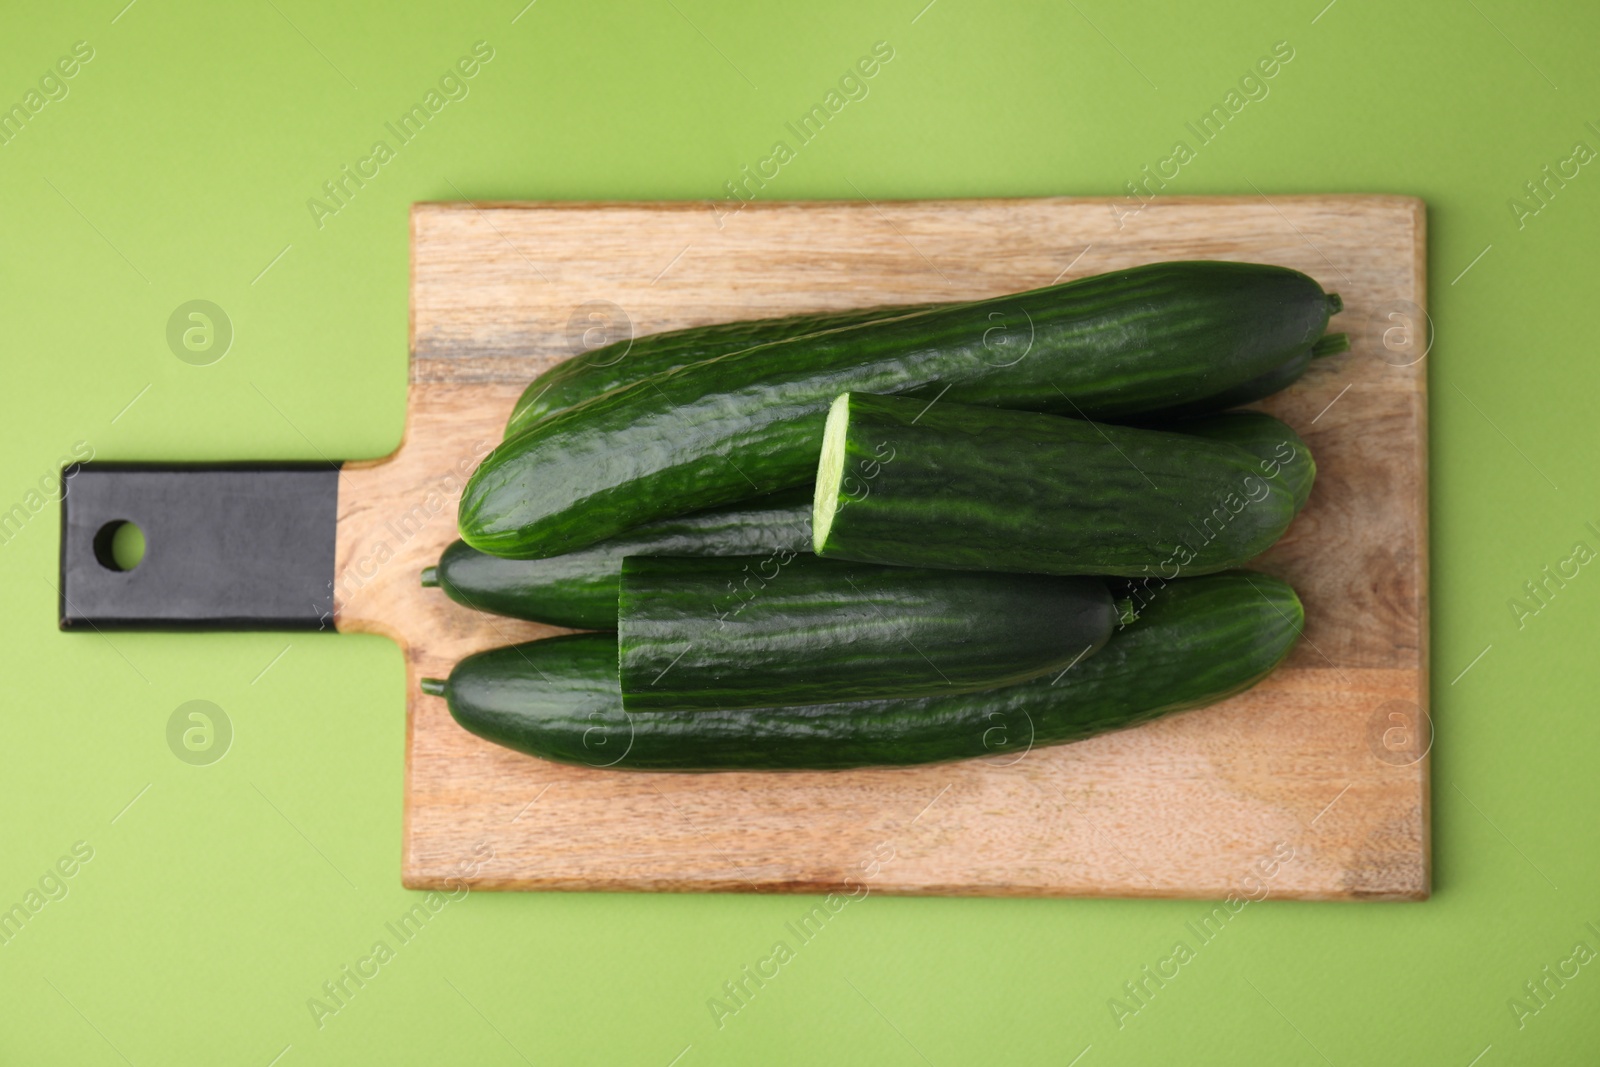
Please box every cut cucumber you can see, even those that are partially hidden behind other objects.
[424,572,1302,771]
[812,393,1299,576]
[617,555,1115,711]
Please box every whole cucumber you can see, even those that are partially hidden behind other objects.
[460,262,1341,559]
[811,393,1299,577]
[617,555,1115,711]
[421,572,1302,771]
[506,302,936,438]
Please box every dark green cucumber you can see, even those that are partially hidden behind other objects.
[506,302,936,438]
[506,304,1341,439]
[617,555,1114,711]
[422,488,812,630]
[460,262,1341,559]
[811,393,1298,577]
[422,571,1302,771]
[1173,411,1316,513]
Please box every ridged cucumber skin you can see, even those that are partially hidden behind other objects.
[505,303,935,438]
[1172,411,1315,513]
[431,572,1301,771]
[812,394,1298,577]
[427,489,812,630]
[1133,330,1346,424]
[1140,348,1313,421]
[460,262,1338,559]
[617,555,1115,711]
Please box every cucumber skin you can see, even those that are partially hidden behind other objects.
[814,394,1298,577]
[460,262,1336,559]
[434,572,1302,771]
[506,303,935,438]
[1133,324,1347,423]
[429,489,812,630]
[1173,411,1315,513]
[617,555,1114,711]
[1136,347,1312,422]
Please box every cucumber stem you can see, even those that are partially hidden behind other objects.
[420,566,439,587]
[1326,292,1343,315]
[419,677,447,697]
[1312,332,1350,358]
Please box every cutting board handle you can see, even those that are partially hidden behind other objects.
[57,463,341,631]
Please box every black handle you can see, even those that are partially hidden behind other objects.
[58,463,340,631]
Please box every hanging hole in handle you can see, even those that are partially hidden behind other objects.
[93,520,146,572]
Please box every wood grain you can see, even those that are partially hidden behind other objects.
[335,196,1430,900]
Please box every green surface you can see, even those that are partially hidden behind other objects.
[2,0,1596,1062]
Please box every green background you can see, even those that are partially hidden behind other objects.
[3,0,1597,1062]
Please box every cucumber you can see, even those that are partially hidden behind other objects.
[506,300,1343,439]
[1172,411,1315,513]
[812,393,1299,577]
[1137,329,1348,422]
[421,571,1302,771]
[617,555,1114,711]
[460,262,1341,559]
[422,488,811,630]
[506,302,935,438]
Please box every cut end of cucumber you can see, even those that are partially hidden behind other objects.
[420,566,439,587]
[812,393,852,552]
[1312,332,1350,358]
[419,677,448,697]
[1326,292,1343,315]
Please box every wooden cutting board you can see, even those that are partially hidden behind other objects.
[337,196,1429,900]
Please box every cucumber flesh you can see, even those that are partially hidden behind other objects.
[813,400,850,544]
